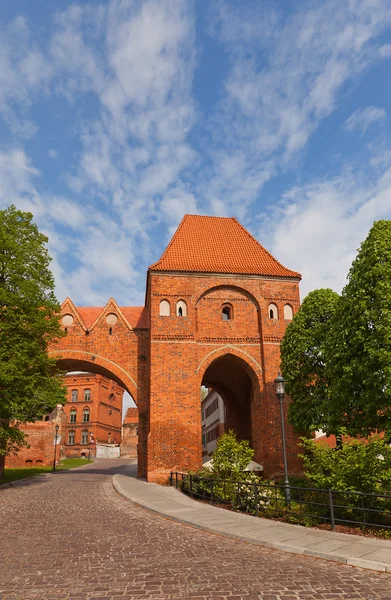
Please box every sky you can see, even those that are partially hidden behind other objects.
[2,0,391,308]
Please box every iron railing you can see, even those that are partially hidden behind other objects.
[170,472,391,531]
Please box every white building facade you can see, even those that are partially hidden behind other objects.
[201,389,226,460]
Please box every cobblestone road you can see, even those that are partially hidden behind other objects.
[1,460,391,600]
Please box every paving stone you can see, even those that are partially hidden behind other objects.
[0,459,391,600]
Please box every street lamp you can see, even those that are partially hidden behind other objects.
[274,373,290,505]
[52,423,60,471]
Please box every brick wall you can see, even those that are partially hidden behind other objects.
[121,407,138,458]
[6,406,65,468]
[147,272,302,483]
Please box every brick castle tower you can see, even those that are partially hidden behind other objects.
[53,214,302,483]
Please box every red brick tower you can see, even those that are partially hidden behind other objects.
[52,214,302,483]
[146,215,302,483]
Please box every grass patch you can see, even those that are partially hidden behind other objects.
[58,458,93,469]
[1,458,93,484]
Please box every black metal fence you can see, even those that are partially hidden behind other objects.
[170,472,391,531]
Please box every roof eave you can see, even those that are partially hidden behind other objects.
[148,269,301,280]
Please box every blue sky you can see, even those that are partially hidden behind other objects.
[2,0,391,307]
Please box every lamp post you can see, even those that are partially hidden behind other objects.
[274,373,290,505]
[52,423,60,471]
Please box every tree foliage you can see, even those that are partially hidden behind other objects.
[211,430,254,479]
[282,220,391,439]
[326,221,391,438]
[0,205,66,469]
[300,434,391,494]
[280,288,339,435]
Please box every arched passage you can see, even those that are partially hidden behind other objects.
[49,350,138,404]
[200,351,262,456]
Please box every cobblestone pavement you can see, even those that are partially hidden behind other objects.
[1,460,391,600]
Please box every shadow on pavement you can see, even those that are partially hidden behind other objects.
[1,459,138,490]
[54,459,138,478]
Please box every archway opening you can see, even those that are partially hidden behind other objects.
[201,353,254,463]
[55,358,138,462]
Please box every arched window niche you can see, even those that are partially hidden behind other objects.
[222,304,233,321]
[176,300,187,317]
[159,299,170,317]
[268,303,278,320]
[284,304,293,320]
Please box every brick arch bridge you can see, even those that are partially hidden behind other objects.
[50,215,303,483]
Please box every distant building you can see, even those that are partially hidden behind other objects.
[121,407,138,458]
[63,373,124,458]
[201,389,226,460]
[5,405,65,468]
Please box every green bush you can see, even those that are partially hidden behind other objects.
[181,429,284,513]
[210,430,254,480]
[300,433,391,494]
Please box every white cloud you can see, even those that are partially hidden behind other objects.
[0,1,197,305]
[161,188,198,225]
[1,0,391,311]
[202,0,391,214]
[379,44,391,57]
[262,161,391,298]
[344,106,386,134]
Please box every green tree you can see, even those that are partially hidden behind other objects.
[300,434,391,494]
[0,205,66,478]
[211,430,254,479]
[326,221,391,438]
[280,288,340,436]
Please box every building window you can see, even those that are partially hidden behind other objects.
[84,388,91,402]
[83,408,90,423]
[176,300,187,317]
[222,304,233,320]
[68,430,75,445]
[206,426,219,443]
[268,303,278,319]
[159,299,170,316]
[81,430,89,444]
[205,397,219,418]
[284,304,293,320]
[71,389,78,402]
[70,409,77,423]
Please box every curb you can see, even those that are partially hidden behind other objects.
[112,476,391,574]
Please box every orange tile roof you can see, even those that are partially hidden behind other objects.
[77,307,102,329]
[124,407,139,424]
[149,215,301,278]
[76,306,148,329]
[120,307,149,329]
